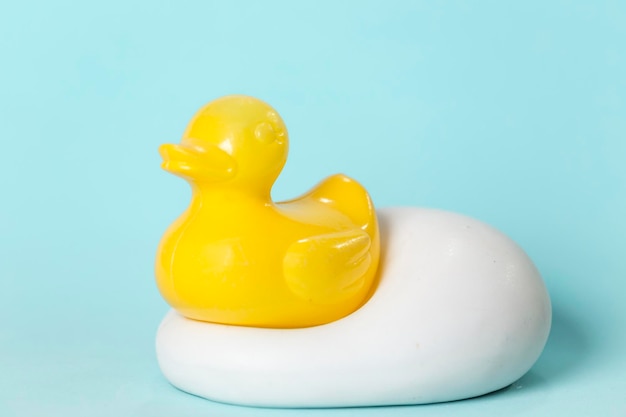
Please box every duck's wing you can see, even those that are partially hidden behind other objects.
[283,229,372,304]
[278,174,377,233]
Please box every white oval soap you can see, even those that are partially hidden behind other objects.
[156,207,551,407]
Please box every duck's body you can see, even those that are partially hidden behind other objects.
[156,96,379,328]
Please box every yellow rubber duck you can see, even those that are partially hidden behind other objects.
[156,95,380,328]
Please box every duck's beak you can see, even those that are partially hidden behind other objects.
[159,142,236,182]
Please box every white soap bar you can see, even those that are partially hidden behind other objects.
[156,207,551,407]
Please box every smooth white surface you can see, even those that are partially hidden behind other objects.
[156,207,551,407]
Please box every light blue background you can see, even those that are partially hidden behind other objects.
[1,1,625,416]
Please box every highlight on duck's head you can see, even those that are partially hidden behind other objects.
[159,95,289,191]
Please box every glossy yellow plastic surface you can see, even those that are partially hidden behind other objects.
[156,95,380,328]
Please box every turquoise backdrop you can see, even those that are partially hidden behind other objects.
[1,1,625,416]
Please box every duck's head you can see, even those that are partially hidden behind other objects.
[159,95,288,194]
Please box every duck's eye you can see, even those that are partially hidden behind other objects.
[254,122,277,144]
